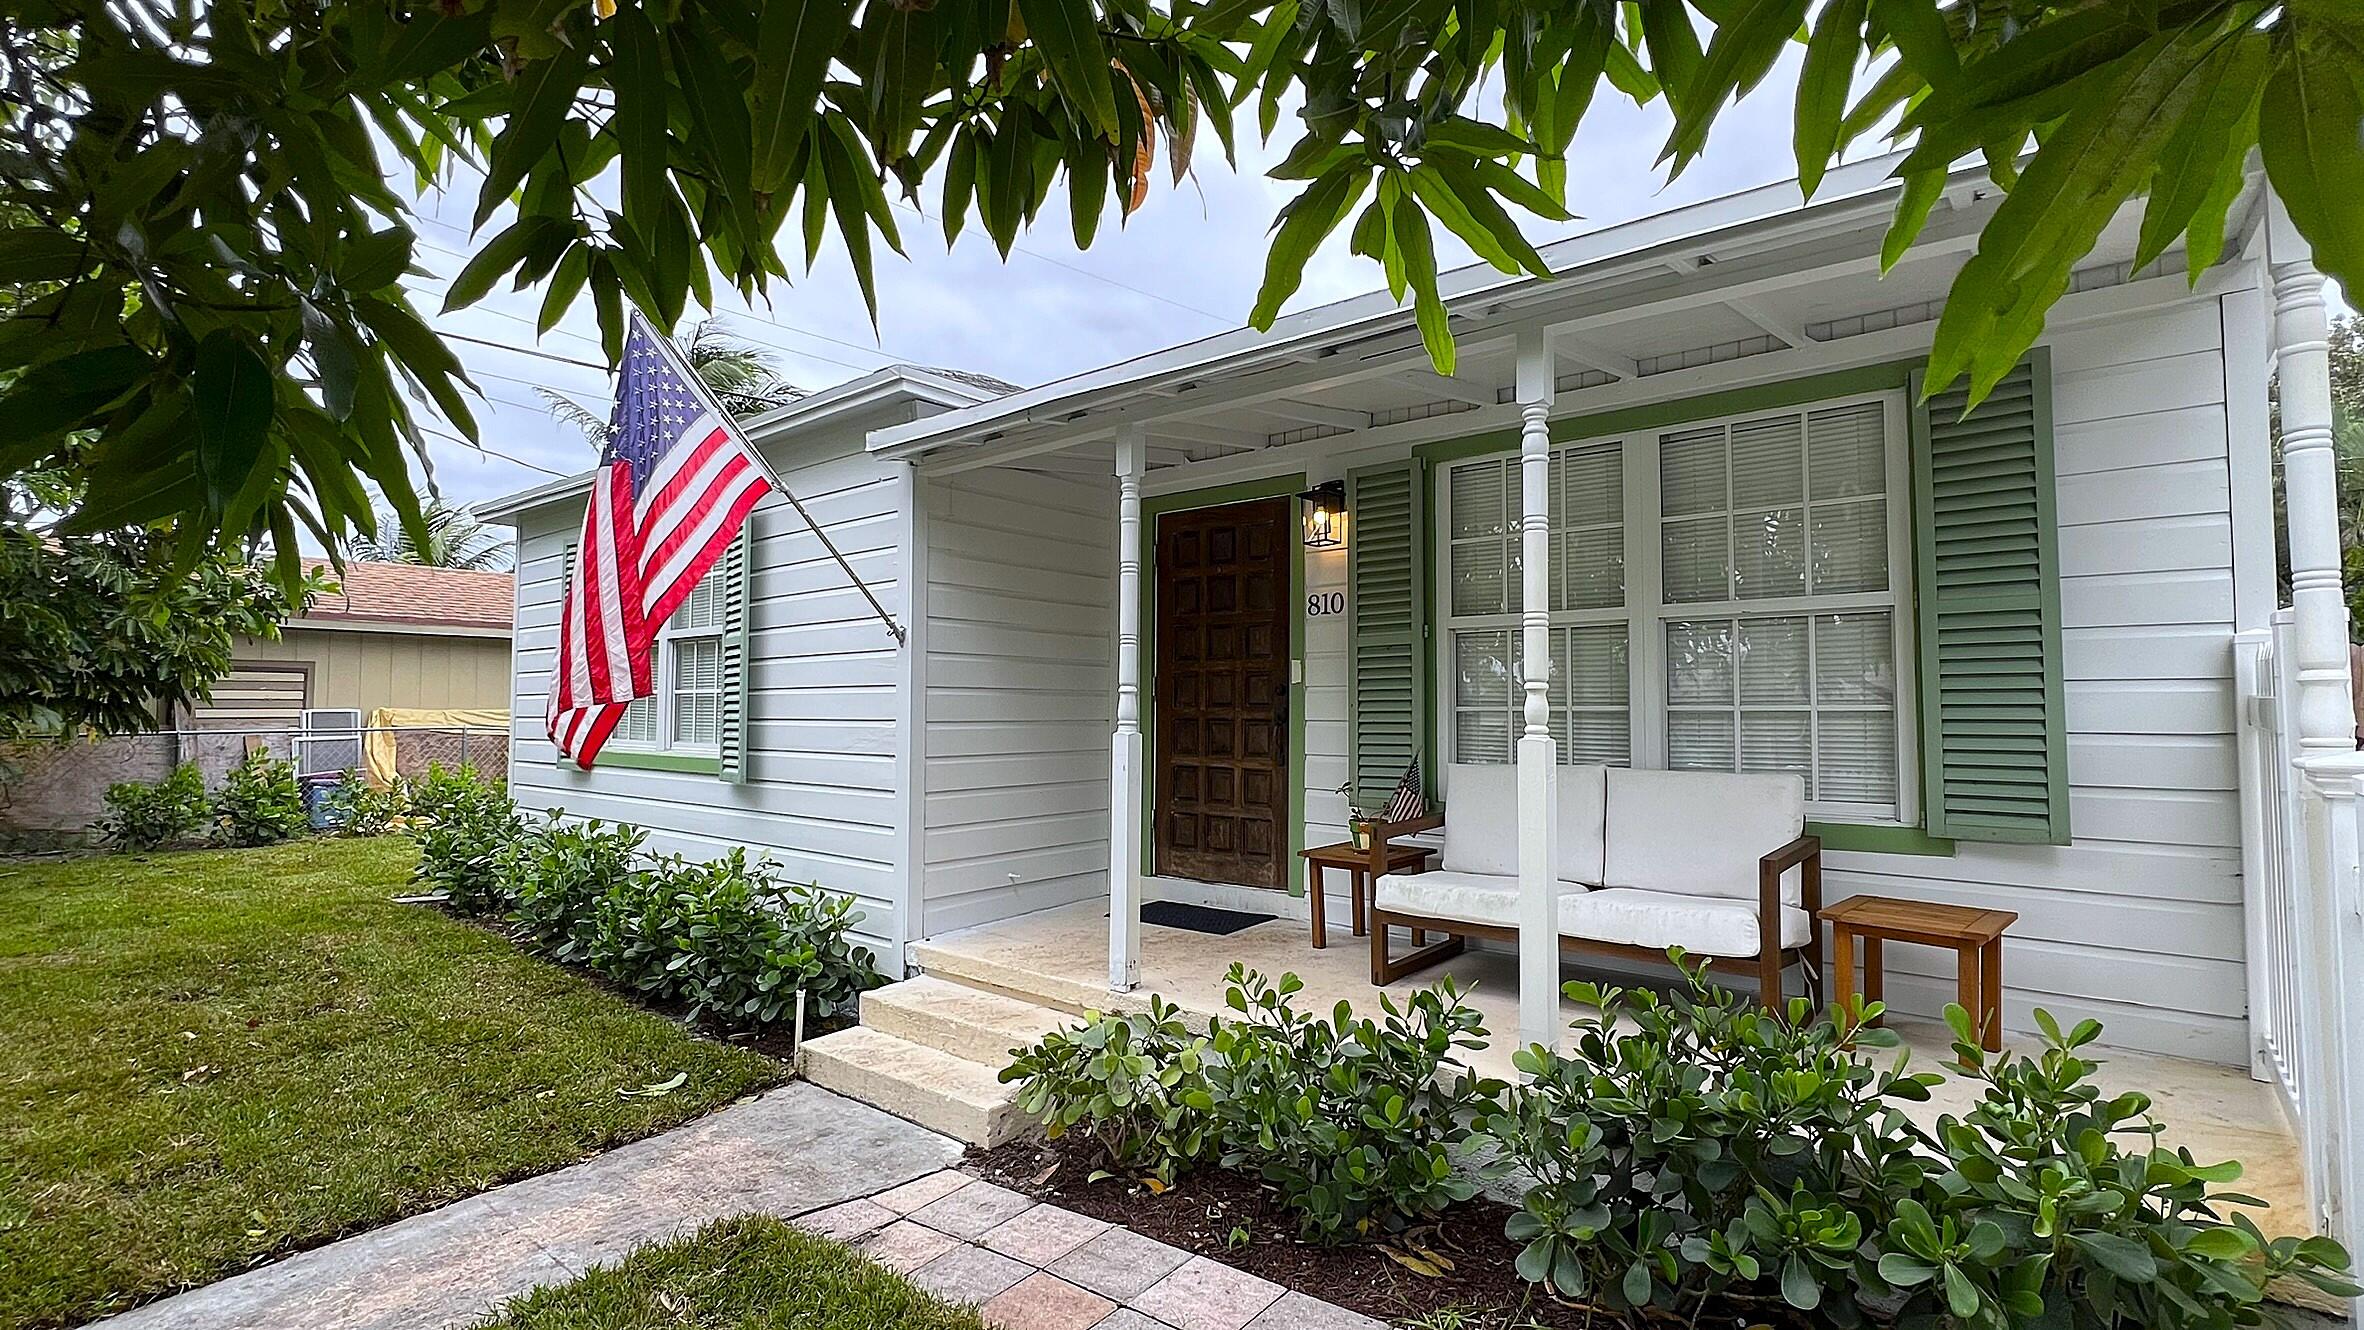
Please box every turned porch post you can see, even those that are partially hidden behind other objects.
[1515,330,1562,1051]
[1110,425,1145,992]
[2269,198,2353,757]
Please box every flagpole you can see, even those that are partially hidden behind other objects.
[632,310,908,647]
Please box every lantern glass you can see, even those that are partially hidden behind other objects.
[1300,482,1347,549]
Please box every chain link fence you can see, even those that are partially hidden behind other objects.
[1,725,510,850]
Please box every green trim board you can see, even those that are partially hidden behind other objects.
[595,750,723,775]
[1807,821,1956,856]
[1136,473,1311,894]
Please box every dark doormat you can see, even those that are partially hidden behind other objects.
[1139,901,1275,936]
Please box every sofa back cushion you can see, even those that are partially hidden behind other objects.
[1603,767,1806,902]
[1442,763,1517,876]
[1557,764,1608,887]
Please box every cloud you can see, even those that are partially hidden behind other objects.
[406,54,1818,514]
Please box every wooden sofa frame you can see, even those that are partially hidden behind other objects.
[1361,812,1824,1011]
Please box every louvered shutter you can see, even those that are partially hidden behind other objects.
[1347,461,1429,805]
[716,527,752,785]
[1910,352,2069,844]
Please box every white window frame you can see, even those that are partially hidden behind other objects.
[1433,388,1919,827]
[609,587,728,756]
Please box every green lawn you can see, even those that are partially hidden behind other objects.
[477,1215,987,1330]
[0,837,787,1330]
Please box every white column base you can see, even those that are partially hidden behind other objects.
[1109,731,1143,993]
[1516,734,1561,1051]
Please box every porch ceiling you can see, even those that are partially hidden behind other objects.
[879,160,2268,479]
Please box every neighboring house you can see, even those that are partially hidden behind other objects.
[0,560,515,843]
[486,152,2364,1299]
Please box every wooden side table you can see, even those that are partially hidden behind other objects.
[1300,842,1436,949]
[1817,895,2018,1051]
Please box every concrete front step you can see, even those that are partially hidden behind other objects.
[800,1025,1033,1147]
[909,939,1160,1021]
[861,975,1075,1067]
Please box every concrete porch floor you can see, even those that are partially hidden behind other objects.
[912,899,2313,1244]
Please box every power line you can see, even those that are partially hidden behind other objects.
[441,331,610,372]
[418,425,574,479]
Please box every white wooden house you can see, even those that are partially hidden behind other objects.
[485,152,2364,1307]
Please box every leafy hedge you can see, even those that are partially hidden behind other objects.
[98,753,308,850]
[1003,960,2359,1327]
[406,766,878,1030]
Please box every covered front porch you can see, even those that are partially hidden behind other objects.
[910,898,2312,1248]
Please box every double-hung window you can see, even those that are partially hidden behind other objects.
[1437,391,1916,825]
[611,574,728,754]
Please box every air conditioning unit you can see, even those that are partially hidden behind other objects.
[296,708,365,777]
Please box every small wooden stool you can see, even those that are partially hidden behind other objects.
[1817,895,2017,1052]
[1299,841,1436,948]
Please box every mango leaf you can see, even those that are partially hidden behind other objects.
[1019,0,1122,139]
[2259,23,2364,300]
[1248,163,1370,328]
[471,38,591,228]
[608,6,672,238]
[1664,0,1810,176]
[1794,0,1868,198]
[442,215,567,312]
[748,0,854,197]
[1390,195,1454,374]
[191,330,275,511]
[2134,34,2268,272]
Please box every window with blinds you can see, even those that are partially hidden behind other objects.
[1436,393,1914,824]
[609,570,729,753]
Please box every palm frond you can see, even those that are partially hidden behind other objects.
[351,500,513,572]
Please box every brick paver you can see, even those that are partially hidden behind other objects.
[912,1244,1034,1304]
[983,1204,1111,1265]
[980,1271,1118,1330]
[1129,1255,1287,1330]
[862,1219,962,1274]
[912,1180,1038,1239]
[875,1169,975,1215]
[1244,1291,1386,1330]
[1048,1225,1193,1301]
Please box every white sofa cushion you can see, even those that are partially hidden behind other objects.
[1558,764,1608,887]
[1374,869,1584,929]
[1603,767,1806,903]
[1441,763,1518,876]
[1560,887,1811,958]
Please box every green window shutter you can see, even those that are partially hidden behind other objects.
[1347,461,1429,805]
[716,527,753,785]
[1910,351,2070,844]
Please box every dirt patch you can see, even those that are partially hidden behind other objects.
[969,1136,1817,1330]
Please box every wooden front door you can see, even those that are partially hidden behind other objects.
[1155,497,1292,888]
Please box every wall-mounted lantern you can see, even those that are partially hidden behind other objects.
[1300,481,1347,549]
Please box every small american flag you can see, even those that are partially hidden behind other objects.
[1383,756,1427,824]
[547,313,773,768]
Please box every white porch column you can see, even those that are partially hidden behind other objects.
[2268,197,2364,1318]
[2269,198,2353,756]
[1515,330,1562,1051]
[1110,425,1146,992]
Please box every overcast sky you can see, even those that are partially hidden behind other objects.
[396,50,1848,524]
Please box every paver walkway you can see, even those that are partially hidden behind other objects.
[91,1082,1385,1330]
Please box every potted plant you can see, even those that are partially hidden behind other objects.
[1336,781,1376,850]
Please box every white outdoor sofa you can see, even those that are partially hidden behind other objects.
[1365,763,1823,1008]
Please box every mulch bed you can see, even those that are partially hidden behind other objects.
[970,1136,1814,1330]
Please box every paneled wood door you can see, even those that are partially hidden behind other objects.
[1155,497,1292,889]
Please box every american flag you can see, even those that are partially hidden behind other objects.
[547,313,773,768]
[1383,756,1427,824]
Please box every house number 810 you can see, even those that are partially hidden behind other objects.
[1307,591,1346,617]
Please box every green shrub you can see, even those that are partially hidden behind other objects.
[506,814,646,956]
[210,751,308,847]
[406,764,520,912]
[1203,966,1503,1239]
[1488,962,2361,1328]
[1002,997,1214,1185]
[326,771,408,837]
[97,763,210,850]
[1002,966,1503,1239]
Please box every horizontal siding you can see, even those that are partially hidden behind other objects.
[506,432,907,956]
[920,466,1117,936]
[1826,300,2247,1064]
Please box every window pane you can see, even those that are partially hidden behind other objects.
[1811,499,1887,593]
[1452,539,1513,615]
[1665,620,1733,705]
[1566,712,1630,766]
[615,697,658,744]
[1451,459,1513,538]
[1738,616,1808,705]
[676,574,725,630]
[1668,711,1735,770]
[1457,709,1511,764]
[1817,711,1899,804]
[1557,527,1624,610]
[1731,508,1805,599]
[1661,517,1729,602]
[1809,402,1885,501]
[1814,612,1896,706]
[1456,630,1513,707]
[1559,624,1629,706]
[1557,443,1622,525]
[1740,710,1812,787]
[1729,415,1803,509]
[1660,425,1726,516]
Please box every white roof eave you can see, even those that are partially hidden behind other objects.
[865,148,1941,461]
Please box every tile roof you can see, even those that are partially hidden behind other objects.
[297,559,514,633]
